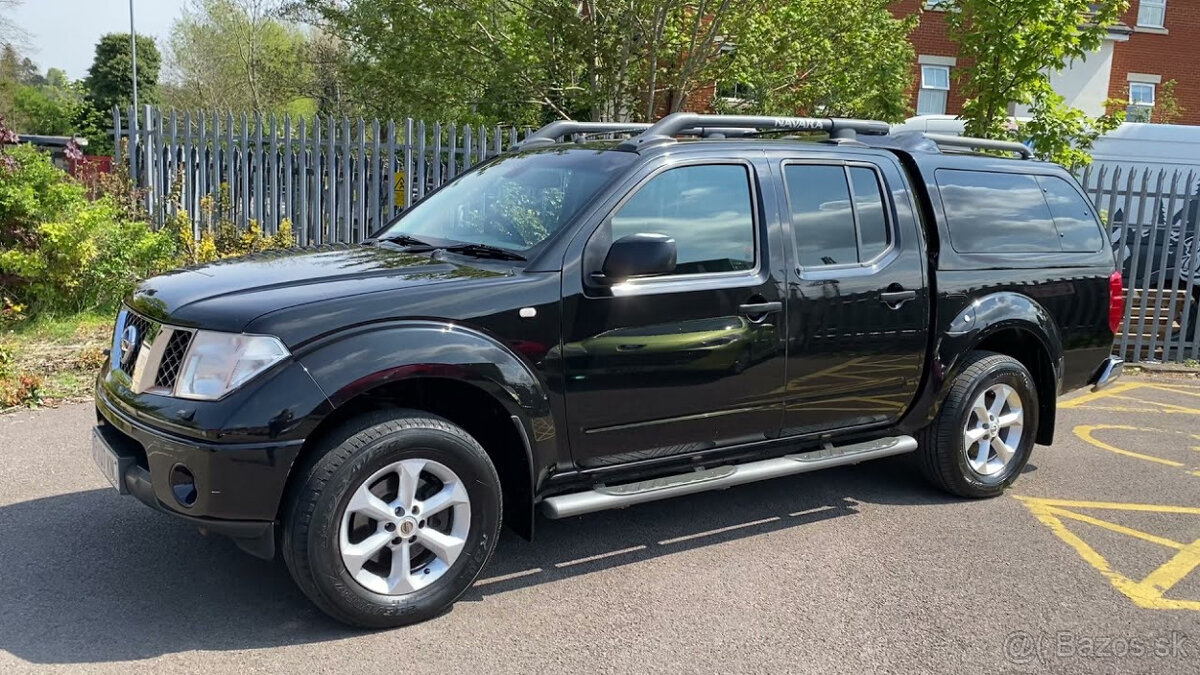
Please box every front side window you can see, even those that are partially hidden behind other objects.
[785,164,893,268]
[1138,0,1166,28]
[917,65,951,115]
[610,164,756,275]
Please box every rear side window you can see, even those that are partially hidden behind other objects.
[785,164,893,268]
[936,170,1060,253]
[1038,175,1104,252]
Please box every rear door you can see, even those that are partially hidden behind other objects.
[559,154,789,468]
[775,153,929,436]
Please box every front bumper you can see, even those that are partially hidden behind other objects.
[1090,356,1125,392]
[94,388,306,559]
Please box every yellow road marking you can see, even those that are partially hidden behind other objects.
[1073,425,1186,468]
[1059,381,1200,414]
[1107,394,1200,415]
[1143,383,1200,398]
[1014,496,1200,514]
[1015,496,1200,611]
[1041,505,1186,550]
[1136,539,1200,597]
[1058,381,1143,409]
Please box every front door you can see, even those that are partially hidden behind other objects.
[561,158,788,468]
[777,156,929,436]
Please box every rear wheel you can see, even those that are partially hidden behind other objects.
[282,410,502,628]
[918,351,1039,498]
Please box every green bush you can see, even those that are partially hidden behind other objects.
[0,144,87,249]
[0,142,296,318]
[1,144,179,314]
[0,197,178,313]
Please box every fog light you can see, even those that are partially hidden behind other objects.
[170,464,197,507]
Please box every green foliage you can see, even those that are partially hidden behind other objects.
[0,197,178,314]
[164,0,317,116]
[9,80,89,136]
[722,0,916,120]
[944,0,1129,167]
[0,45,106,149]
[0,144,87,248]
[85,33,161,115]
[0,142,294,316]
[298,0,917,124]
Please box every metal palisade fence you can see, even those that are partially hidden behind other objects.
[115,106,1200,365]
[1078,164,1200,364]
[114,105,534,246]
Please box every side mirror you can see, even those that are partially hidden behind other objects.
[599,233,677,282]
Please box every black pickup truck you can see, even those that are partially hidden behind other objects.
[91,113,1124,628]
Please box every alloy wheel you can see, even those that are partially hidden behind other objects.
[338,458,472,595]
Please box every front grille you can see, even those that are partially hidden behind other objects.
[117,313,154,374]
[155,329,193,389]
[113,309,194,394]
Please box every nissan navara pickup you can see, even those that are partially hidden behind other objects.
[91,113,1125,627]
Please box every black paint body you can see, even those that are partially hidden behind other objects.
[94,138,1118,545]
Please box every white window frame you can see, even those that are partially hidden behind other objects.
[1138,0,1166,29]
[1130,82,1156,107]
[1129,82,1156,122]
[917,65,951,116]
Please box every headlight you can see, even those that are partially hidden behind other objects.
[175,331,290,400]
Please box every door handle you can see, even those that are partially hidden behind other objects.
[880,289,917,309]
[739,301,782,316]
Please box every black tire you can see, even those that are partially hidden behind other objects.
[281,410,502,628]
[917,351,1039,498]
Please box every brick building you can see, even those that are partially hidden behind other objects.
[893,0,1200,125]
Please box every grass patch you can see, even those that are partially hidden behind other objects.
[0,311,113,411]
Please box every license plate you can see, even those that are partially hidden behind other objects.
[92,429,131,495]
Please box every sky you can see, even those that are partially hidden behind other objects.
[10,0,187,80]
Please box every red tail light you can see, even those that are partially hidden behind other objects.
[1108,271,1125,334]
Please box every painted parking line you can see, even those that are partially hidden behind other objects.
[1060,381,1200,415]
[1015,496,1200,612]
[1073,425,1200,476]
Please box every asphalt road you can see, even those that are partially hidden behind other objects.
[1,376,1198,674]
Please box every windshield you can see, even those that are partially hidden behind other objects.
[378,147,637,253]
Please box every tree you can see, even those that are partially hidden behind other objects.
[298,0,918,125]
[0,47,88,137]
[0,0,27,50]
[944,1,1128,167]
[721,0,916,120]
[165,0,316,116]
[85,33,161,115]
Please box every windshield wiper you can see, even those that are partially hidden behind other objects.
[374,233,434,248]
[441,243,527,261]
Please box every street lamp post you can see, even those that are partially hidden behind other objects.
[129,0,138,111]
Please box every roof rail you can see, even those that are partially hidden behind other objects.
[617,112,891,151]
[512,122,652,150]
[923,133,1034,160]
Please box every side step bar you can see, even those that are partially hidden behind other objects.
[541,435,918,519]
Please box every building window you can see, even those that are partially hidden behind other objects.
[1138,0,1166,28]
[917,65,950,115]
[1128,82,1156,122]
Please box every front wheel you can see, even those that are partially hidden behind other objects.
[918,351,1039,498]
[282,410,502,628]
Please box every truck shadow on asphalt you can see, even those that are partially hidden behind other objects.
[0,455,969,664]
